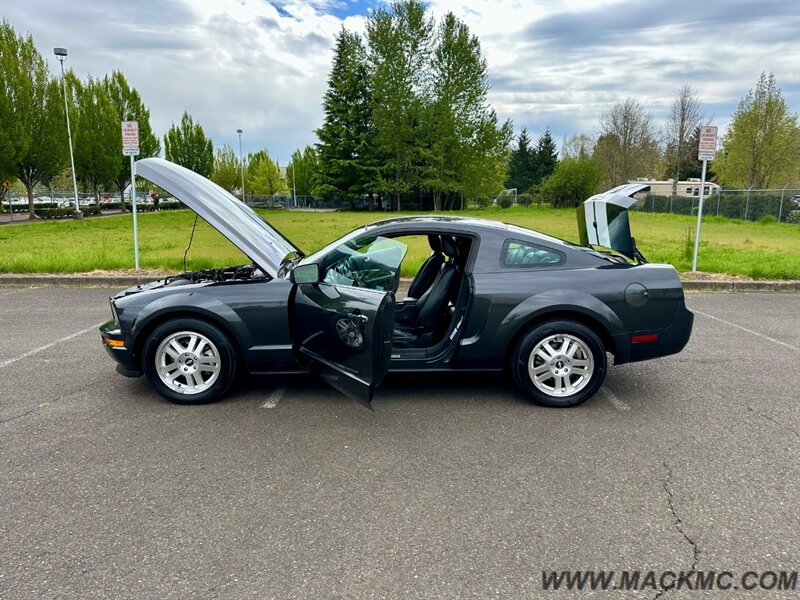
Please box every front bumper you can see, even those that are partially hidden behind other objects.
[99,320,142,377]
[612,301,694,364]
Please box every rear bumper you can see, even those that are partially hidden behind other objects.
[99,320,142,377]
[613,301,694,364]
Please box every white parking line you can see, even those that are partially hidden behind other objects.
[693,309,799,352]
[602,387,630,412]
[0,322,106,369]
[261,385,286,409]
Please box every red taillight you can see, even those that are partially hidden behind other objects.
[631,333,659,344]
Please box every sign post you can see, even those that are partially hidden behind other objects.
[3,180,12,222]
[122,121,140,270]
[691,125,717,272]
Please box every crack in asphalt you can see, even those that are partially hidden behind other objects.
[0,407,38,425]
[747,405,800,440]
[0,376,107,428]
[653,458,701,600]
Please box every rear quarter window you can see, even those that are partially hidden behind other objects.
[501,239,565,268]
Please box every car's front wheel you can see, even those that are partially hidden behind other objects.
[142,318,238,404]
[511,320,607,407]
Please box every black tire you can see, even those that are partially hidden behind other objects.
[511,320,607,407]
[142,317,238,405]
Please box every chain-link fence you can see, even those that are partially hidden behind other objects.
[632,188,800,222]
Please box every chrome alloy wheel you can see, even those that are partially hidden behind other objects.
[155,331,221,395]
[527,333,595,398]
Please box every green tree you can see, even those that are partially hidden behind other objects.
[211,145,241,193]
[0,21,36,209]
[73,76,120,202]
[246,150,287,196]
[164,111,214,177]
[713,72,800,188]
[367,0,433,209]
[533,128,558,184]
[286,145,319,196]
[423,12,511,210]
[104,70,160,203]
[540,156,603,208]
[506,128,534,192]
[15,78,69,215]
[315,29,374,202]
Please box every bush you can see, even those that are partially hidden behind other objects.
[539,157,603,208]
[474,196,491,209]
[786,210,800,224]
[35,208,75,219]
[81,206,101,217]
[498,194,513,209]
[517,192,533,207]
[758,214,777,224]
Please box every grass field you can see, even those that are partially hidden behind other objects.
[0,206,797,279]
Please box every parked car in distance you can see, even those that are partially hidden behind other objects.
[100,159,693,409]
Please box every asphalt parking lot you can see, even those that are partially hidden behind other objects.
[1,287,798,599]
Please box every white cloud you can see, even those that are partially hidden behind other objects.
[4,0,799,159]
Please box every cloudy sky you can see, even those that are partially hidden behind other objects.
[4,0,799,163]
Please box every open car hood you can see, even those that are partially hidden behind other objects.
[577,183,649,261]
[136,158,299,278]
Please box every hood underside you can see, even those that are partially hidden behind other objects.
[135,158,299,278]
[577,183,649,261]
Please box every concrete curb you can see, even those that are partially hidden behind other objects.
[1,273,799,292]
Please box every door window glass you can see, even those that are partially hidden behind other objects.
[322,236,408,291]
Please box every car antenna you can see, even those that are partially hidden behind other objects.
[183,214,199,272]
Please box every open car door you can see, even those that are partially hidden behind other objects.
[292,284,394,409]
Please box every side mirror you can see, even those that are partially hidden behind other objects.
[290,263,321,285]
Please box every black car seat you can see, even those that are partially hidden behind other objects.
[393,236,461,347]
[406,235,445,299]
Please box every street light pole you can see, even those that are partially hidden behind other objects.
[54,47,81,219]
[292,160,297,208]
[237,129,245,201]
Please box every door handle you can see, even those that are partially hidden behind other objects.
[351,313,368,324]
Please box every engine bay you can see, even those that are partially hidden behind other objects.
[163,264,268,286]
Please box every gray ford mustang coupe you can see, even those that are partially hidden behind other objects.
[100,158,693,408]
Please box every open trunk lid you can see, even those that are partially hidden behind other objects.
[577,183,648,261]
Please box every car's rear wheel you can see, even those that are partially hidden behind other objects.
[142,318,238,404]
[511,320,607,407]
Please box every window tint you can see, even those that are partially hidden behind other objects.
[501,240,564,267]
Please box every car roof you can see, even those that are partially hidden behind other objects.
[365,215,509,231]
[365,214,578,248]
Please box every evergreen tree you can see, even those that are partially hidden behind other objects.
[164,112,214,177]
[506,128,535,192]
[533,128,558,183]
[315,29,374,202]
